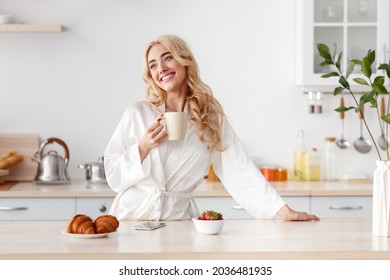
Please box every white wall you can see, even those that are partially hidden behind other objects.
[0,0,380,180]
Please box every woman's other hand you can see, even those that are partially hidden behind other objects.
[277,204,320,221]
[138,114,167,162]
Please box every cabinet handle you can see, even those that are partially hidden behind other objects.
[99,205,107,213]
[0,206,29,211]
[231,205,244,210]
[329,206,363,210]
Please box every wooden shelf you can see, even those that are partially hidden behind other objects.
[0,24,63,33]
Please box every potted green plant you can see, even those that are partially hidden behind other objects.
[317,43,390,237]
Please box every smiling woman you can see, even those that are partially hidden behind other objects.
[103,34,319,222]
[143,35,225,152]
[147,44,188,111]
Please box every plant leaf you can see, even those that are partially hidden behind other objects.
[346,61,355,79]
[339,76,349,89]
[321,72,340,78]
[374,76,385,85]
[360,90,375,105]
[333,87,344,95]
[319,60,333,66]
[317,43,332,60]
[351,59,362,65]
[382,114,390,124]
[373,83,388,94]
[369,98,377,108]
[332,43,338,60]
[335,106,355,112]
[336,51,343,69]
[378,63,390,78]
[372,76,388,94]
[367,49,375,64]
[353,78,369,86]
[361,57,372,78]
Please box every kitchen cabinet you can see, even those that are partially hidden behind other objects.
[0,197,114,221]
[0,24,63,32]
[311,196,372,218]
[0,198,74,221]
[194,197,254,219]
[193,196,310,219]
[76,197,114,218]
[296,0,390,92]
[283,196,311,213]
[0,180,374,220]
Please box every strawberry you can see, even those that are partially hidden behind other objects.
[198,210,223,220]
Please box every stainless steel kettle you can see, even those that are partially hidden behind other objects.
[78,156,107,185]
[32,137,71,184]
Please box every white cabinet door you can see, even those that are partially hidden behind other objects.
[76,197,114,219]
[296,0,389,91]
[311,196,372,218]
[193,197,254,219]
[193,196,310,220]
[283,196,311,213]
[0,198,75,221]
[273,197,311,220]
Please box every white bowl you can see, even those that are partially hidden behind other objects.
[192,217,225,235]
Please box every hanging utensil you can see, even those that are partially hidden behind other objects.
[353,104,372,153]
[378,96,389,150]
[336,96,350,149]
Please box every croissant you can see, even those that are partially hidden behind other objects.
[66,214,96,234]
[94,214,120,233]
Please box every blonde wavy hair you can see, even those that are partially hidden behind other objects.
[143,35,225,151]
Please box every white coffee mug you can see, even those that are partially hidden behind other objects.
[164,112,187,141]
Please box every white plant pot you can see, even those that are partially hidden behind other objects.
[372,160,390,237]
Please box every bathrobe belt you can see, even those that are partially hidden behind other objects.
[134,184,196,218]
[135,185,192,198]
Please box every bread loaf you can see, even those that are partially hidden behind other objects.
[94,215,120,233]
[0,151,24,169]
[66,214,96,234]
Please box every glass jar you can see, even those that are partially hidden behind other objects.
[308,147,321,181]
[323,137,337,181]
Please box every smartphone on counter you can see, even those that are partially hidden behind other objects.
[133,222,166,231]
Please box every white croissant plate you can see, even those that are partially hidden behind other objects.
[61,230,112,239]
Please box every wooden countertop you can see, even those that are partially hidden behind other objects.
[0,219,388,260]
[0,180,373,198]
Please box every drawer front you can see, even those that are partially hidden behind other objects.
[0,198,75,220]
[194,196,310,220]
[193,197,254,219]
[76,197,114,219]
[282,196,310,213]
[311,196,372,219]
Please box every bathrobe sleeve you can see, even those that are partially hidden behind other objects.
[211,116,286,219]
[104,105,152,193]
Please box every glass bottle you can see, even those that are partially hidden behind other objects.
[293,130,308,181]
[323,137,337,181]
[308,147,321,181]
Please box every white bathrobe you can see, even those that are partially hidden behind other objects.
[104,101,285,221]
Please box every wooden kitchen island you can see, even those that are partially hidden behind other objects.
[0,219,389,260]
